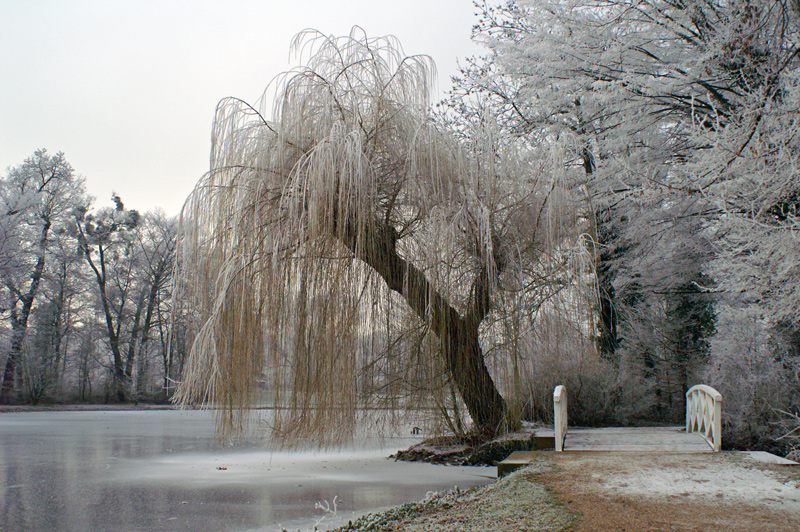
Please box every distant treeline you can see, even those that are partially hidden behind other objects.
[1,149,188,405]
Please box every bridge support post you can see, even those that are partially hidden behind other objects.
[554,385,567,452]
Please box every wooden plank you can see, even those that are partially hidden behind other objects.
[743,451,799,465]
[497,451,541,477]
[564,426,713,453]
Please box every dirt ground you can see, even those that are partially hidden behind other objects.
[540,452,800,532]
[335,451,800,531]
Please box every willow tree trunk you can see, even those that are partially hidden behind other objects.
[340,219,507,438]
[440,313,506,437]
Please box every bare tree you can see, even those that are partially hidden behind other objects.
[0,150,87,401]
[174,29,583,443]
[130,211,177,398]
[74,194,141,402]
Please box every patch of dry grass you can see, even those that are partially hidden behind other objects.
[332,456,574,531]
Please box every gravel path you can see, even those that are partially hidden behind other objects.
[543,451,800,532]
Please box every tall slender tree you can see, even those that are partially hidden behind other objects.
[74,194,141,401]
[457,0,722,352]
[130,211,177,397]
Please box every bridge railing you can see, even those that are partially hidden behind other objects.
[686,384,722,452]
[554,385,567,452]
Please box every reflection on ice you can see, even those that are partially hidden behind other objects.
[0,410,493,532]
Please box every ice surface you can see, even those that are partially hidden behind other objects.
[0,410,493,532]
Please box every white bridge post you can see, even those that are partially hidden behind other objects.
[686,384,723,452]
[554,385,567,452]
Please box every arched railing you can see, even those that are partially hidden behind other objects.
[554,385,568,452]
[686,384,722,452]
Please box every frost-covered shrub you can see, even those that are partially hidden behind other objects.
[523,349,620,427]
[705,307,800,453]
[500,311,622,426]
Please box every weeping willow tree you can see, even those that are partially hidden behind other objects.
[174,29,587,444]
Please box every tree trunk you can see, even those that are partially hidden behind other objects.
[134,273,162,397]
[441,315,506,438]
[100,292,126,402]
[83,243,127,402]
[0,219,52,402]
[1,324,24,403]
[339,220,507,438]
[125,288,146,388]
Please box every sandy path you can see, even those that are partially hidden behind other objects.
[540,452,800,532]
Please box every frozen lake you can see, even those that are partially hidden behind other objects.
[0,410,493,532]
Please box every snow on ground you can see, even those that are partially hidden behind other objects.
[559,452,800,513]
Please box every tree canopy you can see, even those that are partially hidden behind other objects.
[174,28,590,443]
[462,0,800,320]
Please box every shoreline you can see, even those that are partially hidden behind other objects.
[0,403,181,413]
[329,457,574,532]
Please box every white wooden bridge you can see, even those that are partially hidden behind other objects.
[499,384,723,476]
[554,383,722,453]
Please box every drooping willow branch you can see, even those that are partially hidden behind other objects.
[172,28,589,444]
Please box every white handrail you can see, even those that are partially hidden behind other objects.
[686,384,722,452]
[554,385,568,452]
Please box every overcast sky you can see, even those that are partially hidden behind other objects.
[1,0,484,215]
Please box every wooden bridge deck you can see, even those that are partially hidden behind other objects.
[563,426,713,452]
[499,425,716,477]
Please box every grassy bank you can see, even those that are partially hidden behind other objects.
[330,455,574,532]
